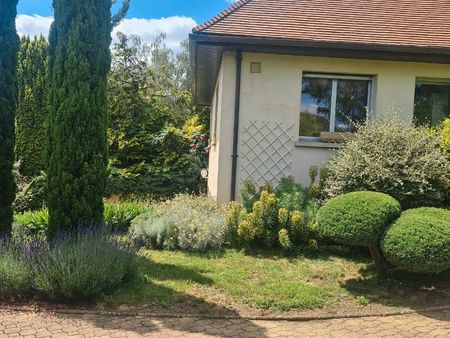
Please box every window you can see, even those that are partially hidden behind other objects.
[414,79,450,127]
[299,74,372,139]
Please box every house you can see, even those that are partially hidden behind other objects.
[189,0,450,204]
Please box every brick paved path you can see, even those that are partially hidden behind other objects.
[1,309,450,337]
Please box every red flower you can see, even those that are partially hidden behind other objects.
[191,143,198,149]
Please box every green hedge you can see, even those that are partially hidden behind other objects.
[381,208,450,273]
[317,191,401,246]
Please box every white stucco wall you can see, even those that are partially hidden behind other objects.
[208,52,450,204]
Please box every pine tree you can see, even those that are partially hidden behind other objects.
[0,0,19,235]
[47,0,128,234]
[16,36,48,177]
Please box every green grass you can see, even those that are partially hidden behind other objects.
[104,247,450,313]
[105,247,373,311]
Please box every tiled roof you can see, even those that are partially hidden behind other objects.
[193,0,450,50]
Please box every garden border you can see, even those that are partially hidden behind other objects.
[1,304,450,322]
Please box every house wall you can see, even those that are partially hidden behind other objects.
[208,52,450,204]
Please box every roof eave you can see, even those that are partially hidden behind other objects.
[190,33,450,105]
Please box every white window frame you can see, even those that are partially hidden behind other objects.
[300,73,373,141]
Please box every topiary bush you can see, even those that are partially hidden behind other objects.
[325,115,450,208]
[317,191,401,246]
[317,191,401,270]
[381,208,450,274]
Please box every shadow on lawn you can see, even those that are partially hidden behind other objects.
[90,255,268,337]
[342,265,450,322]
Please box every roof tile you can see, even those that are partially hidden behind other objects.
[193,0,450,49]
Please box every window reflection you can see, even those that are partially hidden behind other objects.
[335,80,369,132]
[299,75,371,138]
[299,78,332,137]
[414,83,450,127]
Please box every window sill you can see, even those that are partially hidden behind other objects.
[295,141,344,149]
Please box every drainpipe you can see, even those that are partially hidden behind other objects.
[230,51,242,201]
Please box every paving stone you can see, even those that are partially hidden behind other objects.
[1,309,450,337]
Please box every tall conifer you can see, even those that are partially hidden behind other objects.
[0,0,19,235]
[16,36,48,177]
[47,0,112,233]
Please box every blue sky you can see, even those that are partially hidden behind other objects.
[16,0,237,50]
[17,0,233,23]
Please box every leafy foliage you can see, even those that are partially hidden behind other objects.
[13,167,46,213]
[130,195,226,251]
[46,0,118,233]
[0,0,20,235]
[325,115,450,208]
[381,208,450,274]
[317,191,401,247]
[16,36,48,177]
[103,201,147,231]
[12,201,145,241]
[30,226,136,300]
[226,178,317,249]
[13,208,49,241]
[107,33,208,198]
[435,118,450,156]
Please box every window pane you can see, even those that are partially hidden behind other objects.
[414,83,450,127]
[299,78,332,137]
[335,79,369,132]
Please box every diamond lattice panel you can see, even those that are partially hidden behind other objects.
[240,120,294,187]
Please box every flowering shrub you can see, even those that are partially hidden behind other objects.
[226,178,316,249]
[325,115,450,208]
[130,195,226,251]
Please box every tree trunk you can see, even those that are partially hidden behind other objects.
[368,244,385,273]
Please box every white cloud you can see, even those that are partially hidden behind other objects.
[114,16,196,50]
[15,14,196,51]
[16,14,53,38]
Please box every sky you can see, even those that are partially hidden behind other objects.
[16,0,238,50]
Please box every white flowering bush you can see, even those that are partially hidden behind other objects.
[130,195,226,251]
[325,114,450,208]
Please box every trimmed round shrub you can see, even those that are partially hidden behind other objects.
[381,208,450,273]
[325,115,450,208]
[317,191,401,246]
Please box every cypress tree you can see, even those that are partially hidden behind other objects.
[16,36,48,177]
[0,0,19,235]
[47,0,129,234]
[47,0,112,233]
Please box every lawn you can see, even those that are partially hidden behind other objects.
[103,247,450,316]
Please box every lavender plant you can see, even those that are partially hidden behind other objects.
[0,239,32,297]
[29,226,136,299]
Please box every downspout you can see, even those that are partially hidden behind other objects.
[230,51,242,201]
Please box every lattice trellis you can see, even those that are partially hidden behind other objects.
[240,120,294,187]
